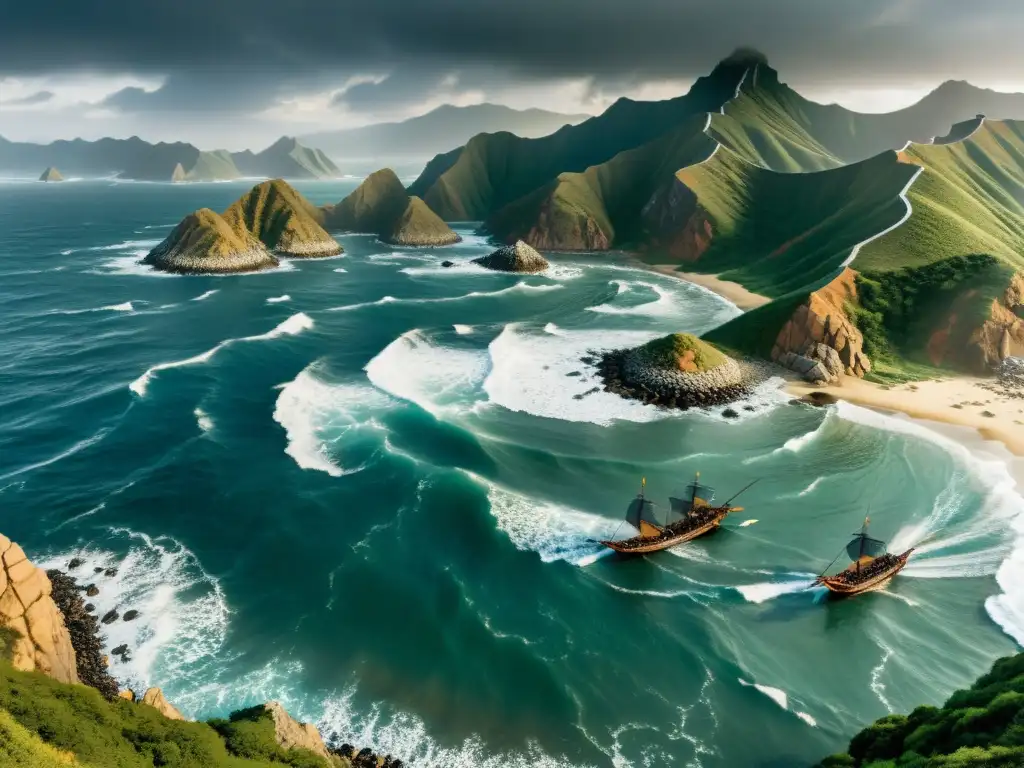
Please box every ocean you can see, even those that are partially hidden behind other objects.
[1,178,1022,767]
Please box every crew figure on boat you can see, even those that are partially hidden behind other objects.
[814,517,914,597]
[600,473,756,554]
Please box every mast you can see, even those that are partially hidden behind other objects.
[690,471,700,515]
[857,517,868,573]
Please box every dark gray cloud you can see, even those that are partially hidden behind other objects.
[3,90,54,106]
[3,0,1023,92]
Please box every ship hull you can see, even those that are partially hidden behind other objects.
[817,549,914,597]
[600,510,729,554]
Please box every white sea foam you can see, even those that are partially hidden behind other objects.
[586,280,678,317]
[738,678,788,709]
[55,301,135,315]
[194,407,214,433]
[328,282,561,312]
[130,313,314,396]
[870,643,895,712]
[738,519,759,527]
[39,528,229,702]
[60,249,73,255]
[733,578,817,603]
[191,289,219,301]
[333,267,347,273]
[273,364,391,476]
[266,294,291,304]
[87,238,163,251]
[0,428,111,481]
[453,324,474,335]
[834,401,1024,646]
[483,323,672,425]
[365,329,489,415]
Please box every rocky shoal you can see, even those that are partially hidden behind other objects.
[46,569,120,699]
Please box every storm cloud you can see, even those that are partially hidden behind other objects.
[2,0,1022,145]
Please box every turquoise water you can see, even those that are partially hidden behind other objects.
[1,179,1022,767]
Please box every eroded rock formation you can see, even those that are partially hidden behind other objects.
[473,240,549,273]
[0,535,78,684]
[970,272,1024,370]
[265,701,330,760]
[141,687,185,720]
[640,176,714,262]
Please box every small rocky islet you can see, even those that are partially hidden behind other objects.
[144,179,342,274]
[39,166,64,182]
[322,166,461,246]
[594,332,766,410]
[473,239,549,273]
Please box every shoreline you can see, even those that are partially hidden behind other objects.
[639,262,771,311]
[786,376,1024,460]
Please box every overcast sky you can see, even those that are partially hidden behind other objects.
[1,0,1022,150]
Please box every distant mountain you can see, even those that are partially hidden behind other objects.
[300,103,590,163]
[231,137,339,180]
[0,135,337,181]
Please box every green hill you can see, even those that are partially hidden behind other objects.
[144,208,278,274]
[186,150,242,181]
[383,196,461,246]
[817,651,1024,768]
[223,179,342,257]
[407,51,759,220]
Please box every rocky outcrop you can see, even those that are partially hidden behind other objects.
[777,341,845,384]
[382,196,461,246]
[473,240,549,273]
[968,272,1024,370]
[171,163,187,183]
[640,175,713,262]
[141,687,185,720]
[771,268,872,379]
[264,701,330,761]
[223,179,342,258]
[38,167,63,182]
[46,569,119,699]
[144,208,279,274]
[0,536,78,684]
[595,333,762,409]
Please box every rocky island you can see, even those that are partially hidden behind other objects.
[145,179,342,274]
[322,167,461,246]
[596,333,761,410]
[473,240,549,272]
[38,167,63,182]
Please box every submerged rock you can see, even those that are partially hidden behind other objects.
[473,240,549,273]
[144,208,278,274]
[382,196,461,246]
[122,609,139,622]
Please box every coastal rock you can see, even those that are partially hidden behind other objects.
[171,162,187,183]
[640,175,713,262]
[968,271,1024,370]
[771,268,871,378]
[119,689,136,702]
[122,609,139,622]
[473,240,549,273]
[321,167,409,232]
[382,196,461,246]
[46,570,120,698]
[223,179,343,258]
[141,687,185,720]
[0,536,78,684]
[144,208,278,274]
[264,701,331,761]
[38,167,64,182]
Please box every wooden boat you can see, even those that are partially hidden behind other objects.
[600,474,756,554]
[814,518,914,597]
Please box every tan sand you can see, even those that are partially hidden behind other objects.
[642,264,771,311]
[786,375,1024,457]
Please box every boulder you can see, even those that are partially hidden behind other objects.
[141,687,185,720]
[0,535,78,684]
[473,240,549,273]
[264,701,331,761]
[119,689,136,702]
[122,610,139,622]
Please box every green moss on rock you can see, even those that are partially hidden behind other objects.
[636,333,728,373]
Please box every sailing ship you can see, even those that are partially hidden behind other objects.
[600,474,755,554]
[814,517,913,597]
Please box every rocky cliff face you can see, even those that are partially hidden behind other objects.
[0,535,78,684]
[969,272,1024,370]
[771,268,872,379]
[521,200,611,251]
[265,701,331,761]
[141,687,185,720]
[640,176,714,262]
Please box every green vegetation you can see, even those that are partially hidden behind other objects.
[487,116,716,249]
[322,168,409,232]
[817,652,1024,767]
[636,333,727,372]
[223,179,340,256]
[186,151,241,182]
[0,660,335,768]
[383,196,460,246]
[703,287,815,358]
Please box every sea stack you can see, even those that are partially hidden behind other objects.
[170,163,187,183]
[473,240,549,273]
[323,167,461,246]
[38,167,63,182]
[222,179,342,257]
[596,333,754,409]
[382,196,461,246]
[144,209,278,274]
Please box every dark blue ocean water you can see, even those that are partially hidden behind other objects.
[1,179,1021,767]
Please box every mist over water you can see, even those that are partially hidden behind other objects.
[1,179,1021,767]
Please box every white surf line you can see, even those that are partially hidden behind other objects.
[840,143,925,268]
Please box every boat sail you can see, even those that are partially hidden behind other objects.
[815,517,914,597]
[601,473,756,554]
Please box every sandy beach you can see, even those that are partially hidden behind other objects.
[643,264,771,311]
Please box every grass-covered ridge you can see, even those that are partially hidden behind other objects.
[223,179,340,257]
[0,658,336,768]
[817,651,1024,767]
[635,333,728,373]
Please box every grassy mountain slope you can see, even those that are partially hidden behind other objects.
[223,180,340,256]
[487,115,717,249]
[322,168,409,232]
[817,651,1024,767]
[407,52,758,220]
[186,150,241,181]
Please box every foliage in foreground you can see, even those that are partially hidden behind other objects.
[817,652,1024,767]
[0,660,335,768]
